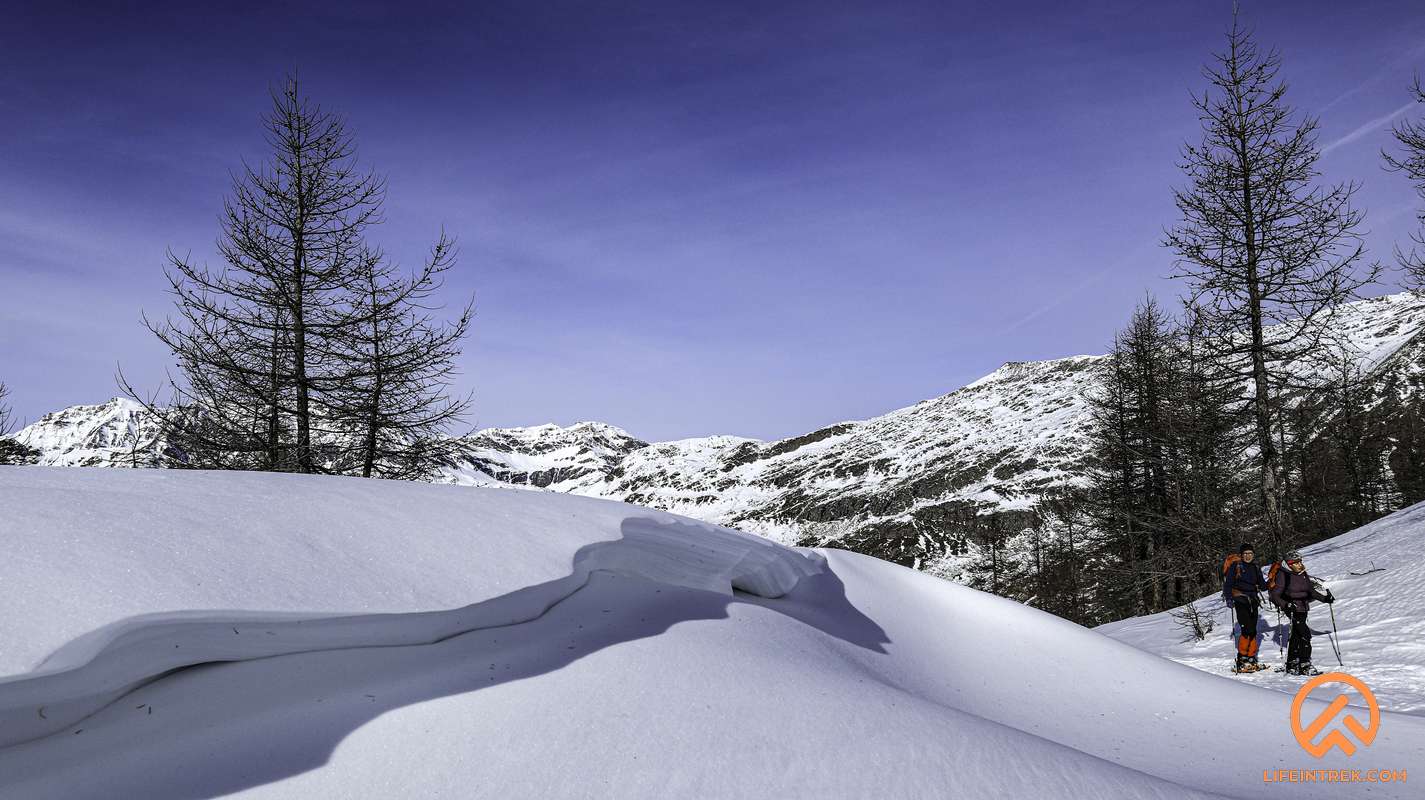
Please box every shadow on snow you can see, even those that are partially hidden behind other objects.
[0,516,888,799]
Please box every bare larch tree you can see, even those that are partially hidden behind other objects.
[1165,15,1377,551]
[125,77,474,477]
[327,237,474,480]
[0,382,41,465]
[1384,75,1425,292]
[0,382,15,437]
[125,77,385,472]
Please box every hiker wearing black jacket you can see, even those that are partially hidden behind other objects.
[1225,543,1269,673]
[1269,551,1334,676]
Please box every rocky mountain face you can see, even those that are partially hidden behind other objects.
[13,293,1425,577]
[567,355,1103,563]
[446,422,650,489]
[11,398,166,468]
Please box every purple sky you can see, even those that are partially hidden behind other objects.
[2,1,1422,442]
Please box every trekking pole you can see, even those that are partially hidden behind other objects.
[1274,603,1284,662]
[1255,592,1269,663]
[1327,601,1343,667]
[1282,604,1293,661]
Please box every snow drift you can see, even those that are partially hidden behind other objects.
[0,467,818,748]
[0,466,1421,799]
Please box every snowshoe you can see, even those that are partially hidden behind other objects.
[1297,663,1323,677]
[1276,662,1300,674]
[1250,661,1271,672]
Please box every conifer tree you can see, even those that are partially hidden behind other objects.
[1384,76,1425,292]
[123,77,472,476]
[326,239,474,480]
[1165,15,1377,550]
[0,382,41,465]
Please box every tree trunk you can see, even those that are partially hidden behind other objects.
[1232,67,1283,551]
[292,142,313,474]
[362,284,383,478]
[293,257,312,473]
[265,308,283,470]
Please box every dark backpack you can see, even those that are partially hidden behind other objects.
[1222,554,1280,604]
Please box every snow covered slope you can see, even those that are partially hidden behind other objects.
[15,292,1425,576]
[1100,500,1425,715]
[0,467,1421,799]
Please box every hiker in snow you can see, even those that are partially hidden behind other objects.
[1223,543,1269,673]
[1268,551,1334,676]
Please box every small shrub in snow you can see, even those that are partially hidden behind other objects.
[1170,603,1215,643]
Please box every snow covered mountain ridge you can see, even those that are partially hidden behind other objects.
[14,292,1425,575]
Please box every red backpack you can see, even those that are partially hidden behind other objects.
[1266,560,1285,593]
[1220,554,1242,604]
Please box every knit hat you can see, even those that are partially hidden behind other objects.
[1284,550,1302,563]
[1239,543,1255,554]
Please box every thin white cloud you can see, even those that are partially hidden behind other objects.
[1320,40,1425,114]
[998,267,1116,335]
[995,240,1159,336]
[1321,101,1417,156]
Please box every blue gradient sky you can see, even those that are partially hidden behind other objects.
[2,1,1422,441]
